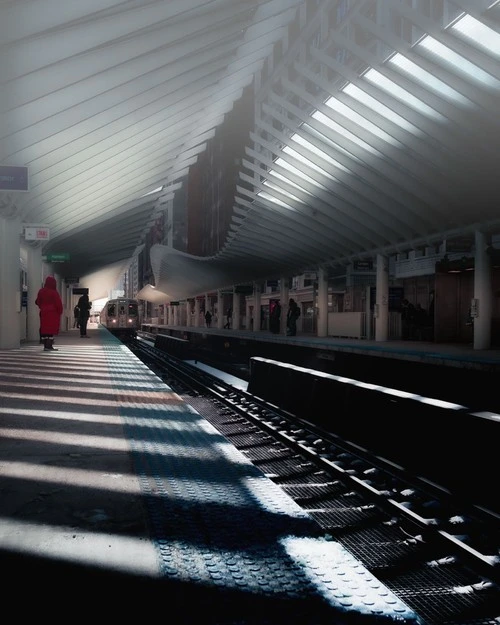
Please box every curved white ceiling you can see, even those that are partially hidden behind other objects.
[2,0,500,301]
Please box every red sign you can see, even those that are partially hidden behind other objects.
[25,226,50,241]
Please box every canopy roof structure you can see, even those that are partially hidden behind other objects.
[2,1,500,301]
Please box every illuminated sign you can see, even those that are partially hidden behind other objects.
[24,226,50,241]
[44,253,70,262]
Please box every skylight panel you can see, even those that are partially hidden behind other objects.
[388,53,471,107]
[141,186,163,197]
[284,142,338,180]
[311,109,382,155]
[257,189,297,210]
[273,158,329,192]
[263,178,307,204]
[324,95,403,147]
[364,68,446,121]
[302,123,363,165]
[451,13,500,57]
[418,35,500,89]
[291,134,345,173]
[343,83,421,135]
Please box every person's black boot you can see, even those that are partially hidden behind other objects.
[44,338,58,351]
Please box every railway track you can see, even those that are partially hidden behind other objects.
[130,335,500,625]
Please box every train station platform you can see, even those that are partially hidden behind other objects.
[143,324,500,413]
[143,323,500,370]
[0,327,423,624]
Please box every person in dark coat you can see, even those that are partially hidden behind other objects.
[73,304,80,328]
[286,298,300,336]
[269,301,281,334]
[224,307,232,329]
[77,293,92,337]
[204,310,212,328]
[36,276,63,351]
[400,298,416,340]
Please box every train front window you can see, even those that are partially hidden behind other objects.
[128,303,138,316]
[108,304,116,316]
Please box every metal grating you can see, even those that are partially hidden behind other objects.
[225,433,276,448]
[308,506,385,530]
[382,567,500,625]
[281,481,346,503]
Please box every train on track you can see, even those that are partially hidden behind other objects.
[99,298,140,340]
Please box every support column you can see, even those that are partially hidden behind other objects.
[375,254,389,342]
[173,304,179,326]
[204,294,210,324]
[194,298,200,327]
[253,282,262,332]
[280,276,289,335]
[317,266,328,337]
[473,230,492,350]
[217,290,223,329]
[365,285,373,340]
[0,197,22,349]
[63,280,72,331]
[245,296,251,330]
[26,243,43,341]
[232,290,240,330]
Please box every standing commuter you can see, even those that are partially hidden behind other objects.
[73,304,80,328]
[286,298,300,336]
[224,307,232,329]
[36,276,63,351]
[269,301,281,334]
[400,298,416,340]
[205,310,212,328]
[77,293,92,337]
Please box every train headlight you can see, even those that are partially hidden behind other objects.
[111,319,116,324]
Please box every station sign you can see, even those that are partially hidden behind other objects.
[235,285,253,294]
[353,260,373,271]
[24,225,50,241]
[0,166,29,191]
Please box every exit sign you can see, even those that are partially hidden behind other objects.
[44,253,70,262]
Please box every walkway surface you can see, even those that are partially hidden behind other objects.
[0,327,424,624]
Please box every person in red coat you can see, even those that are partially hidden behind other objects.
[36,276,63,351]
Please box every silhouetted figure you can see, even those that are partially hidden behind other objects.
[414,303,427,340]
[224,307,232,329]
[269,301,281,334]
[286,298,300,336]
[73,305,80,328]
[401,298,416,340]
[205,310,212,328]
[77,293,92,337]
